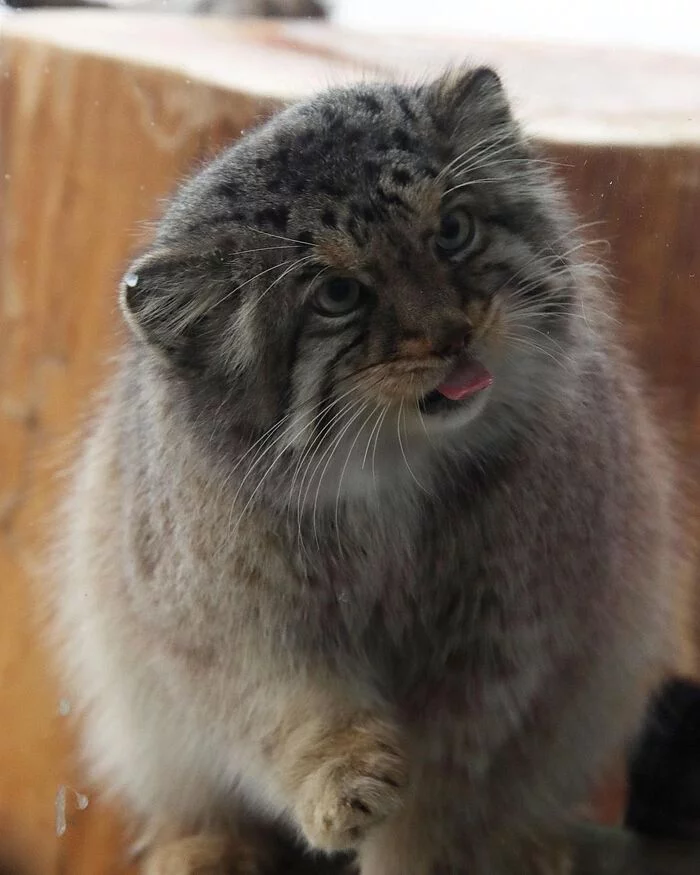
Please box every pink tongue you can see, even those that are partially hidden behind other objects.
[436,359,493,401]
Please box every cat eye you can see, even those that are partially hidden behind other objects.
[313,277,364,317]
[435,208,478,256]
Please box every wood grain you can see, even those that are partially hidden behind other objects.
[1,12,699,874]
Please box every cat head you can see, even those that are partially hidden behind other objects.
[121,68,589,501]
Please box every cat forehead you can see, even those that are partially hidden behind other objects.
[238,85,440,192]
[161,86,447,246]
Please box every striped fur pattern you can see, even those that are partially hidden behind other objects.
[53,69,681,874]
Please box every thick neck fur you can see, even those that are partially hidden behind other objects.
[117,304,591,576]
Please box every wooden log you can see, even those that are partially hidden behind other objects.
[1,11,699,874]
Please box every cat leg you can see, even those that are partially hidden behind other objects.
[141,834,234,875]
[263,706,409,853]
[138,819,276,875]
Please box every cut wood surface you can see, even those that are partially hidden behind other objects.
[1,11,699,874]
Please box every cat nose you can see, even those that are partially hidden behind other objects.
[433,322,471,357]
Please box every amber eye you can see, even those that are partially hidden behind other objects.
[313,277,364,317]
[435,208,478,255]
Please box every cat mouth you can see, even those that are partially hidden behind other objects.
[418,357,493,415]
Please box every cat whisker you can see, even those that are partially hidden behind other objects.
[371,403,391,490]
[310,400,371,551]
[517,323,568,356]
[226,244,302,257]
[505,333,571,369]
[288,383,378,532]
[223,384,365,538]
[292,397,370,562]
[214,259,294,309]
[333,402,378,555]
[437,128,517,181]
[445,134,528,182]
[362,402,386,471]
[449,150,570,187]
[228,395,364,545]
[416,397,435,449]
[295,396,369,551]
[216,411,295,511]
[241,226,317,248]
[436,133,502,180]
[256,255,317,305]
[442,177,512,197]
[397,399,430,494]
[499,227,610,292]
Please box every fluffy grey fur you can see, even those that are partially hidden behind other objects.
[53,69,681,874]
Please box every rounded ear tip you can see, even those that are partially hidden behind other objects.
[468,65,504,92]
[433,64,507,109]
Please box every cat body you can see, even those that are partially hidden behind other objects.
[54,70,679,874]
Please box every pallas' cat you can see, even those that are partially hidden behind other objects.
[53,68,680,874]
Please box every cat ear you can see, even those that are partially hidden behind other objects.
[119,247,215,369]
[428,65,523,146]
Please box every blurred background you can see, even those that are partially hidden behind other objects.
[1,0,699,873]
[337,0,700,53]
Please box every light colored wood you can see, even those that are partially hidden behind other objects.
[1,12,700,874]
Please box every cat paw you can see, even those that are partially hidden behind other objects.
[296,718,409,851]
[141,834,255,875]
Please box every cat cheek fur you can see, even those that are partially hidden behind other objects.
[52,68,683,875]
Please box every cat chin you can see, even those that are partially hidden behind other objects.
[294,394,494,507]
[412,388,492,438]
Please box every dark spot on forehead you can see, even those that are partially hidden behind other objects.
[255,205,289,232]
[428,107,448,136]
[326,112,345,133]
[392,128,416,152]
[319,179,348,198]
[291,177,307,194]
[267,178,283,193]
[361,205,378,223]
[255,156,266,169]
[376,187,414,213]
[345,128,364,146]
[321,208,337,228]
[356,93,382,114]
[363,160,381,184]
[391,168,412,186]
[298,128,315,148]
